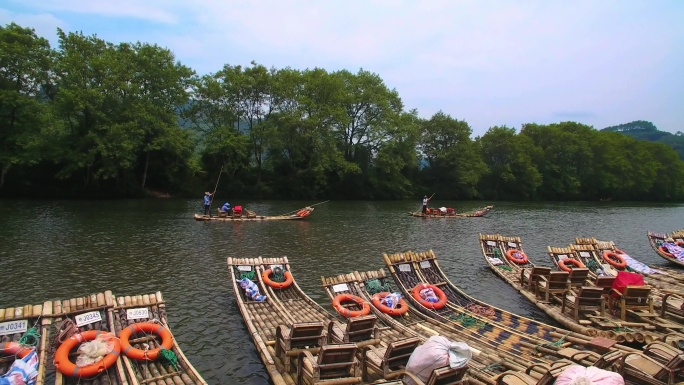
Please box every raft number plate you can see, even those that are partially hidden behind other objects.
[237,266,252,271]
[75,311,102,327]
[486,241,497,246]
[420,261,430,269]
[332,283,349,293]
[579,252,590,258]
[126,308,150,320]
[398,264,411,272]
[0,320,28,336]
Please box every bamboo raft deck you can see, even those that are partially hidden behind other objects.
[482,234,675,344]
[322,270,632,385]
[194,206,314,221]
[37,291,206,385]
[0,300,52,385]
[647,230,684,268]
[407,205,493,218]
[109,292,207,385]
[229,256,418,385]
[382,250,610,364]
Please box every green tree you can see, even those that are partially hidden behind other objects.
[0,23,53,189]
[477,126,541,199]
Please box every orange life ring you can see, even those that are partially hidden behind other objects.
[505,249,529,264]
[1,341,32,359]
[332,294,371,318]
[411,283,447,310]
[118,322,173,361]
[262,268,293,289]
[371,292,409,316]
[659,246,675,258]
[54,330,121,377]
[557,258,585,272]
[602,251,627,269]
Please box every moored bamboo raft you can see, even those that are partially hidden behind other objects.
[647,230,684,268]
[45,291,129,385]
[482,234,674,345]
[0,300,52,385]
[109,292,207,385]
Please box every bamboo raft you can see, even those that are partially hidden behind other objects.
[0,300,52,385]
[40,291,206,385]
[481,234,675,344]
[194,206,314,221]
[109,292,207,385]
[407,205,493,218]
[322,269,635,385]
[647,230,684,268]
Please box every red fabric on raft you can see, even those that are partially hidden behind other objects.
[611,271,644,299]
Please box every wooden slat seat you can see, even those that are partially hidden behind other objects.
[556,347,622,369]
[619,351,684,385]
[361,337,421,381]
[535,271,570,303]
[611,285,654,320]
[496,359,573,385]
[520,267,551,293]
[330,315,379,348]
[276,321,329,372]
[561,286,605,321]
[401,365,469,385]
[297,343,361,385]
[567,268,590,289]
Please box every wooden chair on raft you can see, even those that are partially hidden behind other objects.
[561,286,605,321]
[644,341,684,369]
[619,351,684,385]
[360,337,421,381]
[566,268,590,290]
[329,314,380,348]
[400,365,469,385]
[661,291,684,319]
[535,271,570,303]
[496,359,573,385]
[610,285,654,320]
[520,266,551,293]
[555,347,622,369]
[592,275,617,298]
[276,321,329,372]
[296,343,362,385]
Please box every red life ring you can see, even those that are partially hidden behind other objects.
[557,258,585,272]
[371,292,408,316]
[0,341,32,359]
[505,249,529,264]
[262,269,293,289]
[118,322,173,361]
[411,283,447,310]
[602,251,627,269]
[54,330,121,377]
[332,294,371,318]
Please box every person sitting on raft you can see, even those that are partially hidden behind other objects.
[220,202,232,215]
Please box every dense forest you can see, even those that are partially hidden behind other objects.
[2,23,683,201]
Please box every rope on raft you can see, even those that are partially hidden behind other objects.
[533,331,571,354]
[19,327,41,346]
[159,348,179,371]
[272,266,285,283]
[365,278,391,295]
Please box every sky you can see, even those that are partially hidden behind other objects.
[2,0,682,137]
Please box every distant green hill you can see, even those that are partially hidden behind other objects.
[602,120,684,160]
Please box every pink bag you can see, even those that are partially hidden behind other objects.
[556,365,624,385]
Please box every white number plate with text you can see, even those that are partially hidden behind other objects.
[126,308,150,320]
[75,311,102,327]
[0,320,28,336]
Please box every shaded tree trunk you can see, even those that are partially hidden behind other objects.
[141,151,149,189]
[0,166,6,190]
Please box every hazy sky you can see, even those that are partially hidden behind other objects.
[2,1,682,137]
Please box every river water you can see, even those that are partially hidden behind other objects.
[1,199,682,384]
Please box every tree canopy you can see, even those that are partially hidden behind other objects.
[1,22,683,201]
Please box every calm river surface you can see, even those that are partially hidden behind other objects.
[1,199,683,384]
